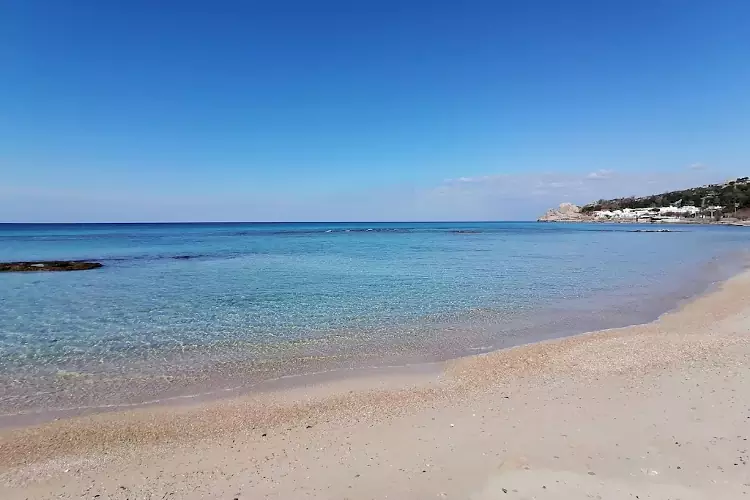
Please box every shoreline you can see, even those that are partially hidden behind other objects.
[0,248,745,429]
[2,267,750,498]
[0,267,750,448]
[538,217,750,224]
[1,248,746,430]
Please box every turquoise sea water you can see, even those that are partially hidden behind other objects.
[1,222,749,418]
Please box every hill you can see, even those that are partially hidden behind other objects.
[580,177,750,216]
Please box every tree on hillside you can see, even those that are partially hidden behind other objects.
[579,177,750,217]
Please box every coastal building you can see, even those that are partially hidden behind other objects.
[539,203,724,222]
[592,205,704,221]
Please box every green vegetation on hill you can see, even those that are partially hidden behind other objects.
[581,177,750,214]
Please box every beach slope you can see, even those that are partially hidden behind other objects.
[2,272,750,499]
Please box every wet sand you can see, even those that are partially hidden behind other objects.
[2,270,750,498]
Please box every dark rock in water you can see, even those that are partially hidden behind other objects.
[0,261,103,273]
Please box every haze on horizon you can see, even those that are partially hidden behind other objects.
[2,1,749,223]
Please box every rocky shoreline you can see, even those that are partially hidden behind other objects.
[537,203,592,222]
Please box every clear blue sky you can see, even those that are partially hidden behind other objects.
[2,0,749,221]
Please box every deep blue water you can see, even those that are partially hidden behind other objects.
[1,221,749,415]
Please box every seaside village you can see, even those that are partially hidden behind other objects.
[591,204,724,222]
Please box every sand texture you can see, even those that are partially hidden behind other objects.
[2,271,750,499]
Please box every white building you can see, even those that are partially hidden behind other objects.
[593,205,704,220]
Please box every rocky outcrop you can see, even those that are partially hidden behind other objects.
[537,203,591,222]
[0,261,103,272]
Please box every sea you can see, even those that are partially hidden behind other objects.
[1,221,749,423]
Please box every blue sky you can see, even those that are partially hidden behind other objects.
[2,0,749,222]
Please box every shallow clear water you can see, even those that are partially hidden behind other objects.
[1,222,749,417]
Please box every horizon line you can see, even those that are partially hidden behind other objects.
[0,220,538,225]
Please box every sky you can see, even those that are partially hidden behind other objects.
[2,0,749,222]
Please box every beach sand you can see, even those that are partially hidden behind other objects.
[2,271,750,499]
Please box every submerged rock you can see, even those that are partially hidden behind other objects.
[0,261,103,273]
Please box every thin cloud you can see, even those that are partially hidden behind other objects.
[446,175,505,184]
[688,163,707,170]
[585,169,615,180]
[536,180,583,189]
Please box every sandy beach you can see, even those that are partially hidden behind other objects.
[2,270,750,499]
